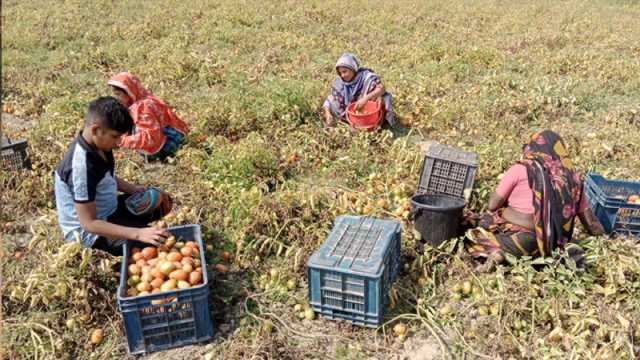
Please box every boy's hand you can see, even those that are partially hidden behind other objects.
[134,227,170,247]
[159,190,173,215]
[117,176,146,195]
[132,185,147,194]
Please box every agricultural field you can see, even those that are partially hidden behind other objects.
[2,0,640,359]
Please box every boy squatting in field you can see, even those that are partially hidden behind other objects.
[108,72,189,162]
[322,52,398,128]
[54,97,172,256]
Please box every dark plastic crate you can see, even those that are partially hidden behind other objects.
[307,216,401,327]
[584,173,640,238]
[417,142,478,200]
[117,224,214,355]
[1,139,32,171]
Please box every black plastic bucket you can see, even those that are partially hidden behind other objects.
[411,194,466,247]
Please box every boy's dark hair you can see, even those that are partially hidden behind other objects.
[85,96,133,134]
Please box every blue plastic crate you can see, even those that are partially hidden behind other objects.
[584,173,640,238]
[307,216,401,327]
[117,224,214,355]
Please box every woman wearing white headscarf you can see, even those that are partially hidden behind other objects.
[322,53,397,127]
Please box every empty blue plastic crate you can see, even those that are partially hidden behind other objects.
[117,224,214,355]
[307,216,401,327]
[584,173,640,238]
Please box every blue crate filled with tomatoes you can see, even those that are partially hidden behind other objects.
[117,224,214,355]
[584,173,640,238]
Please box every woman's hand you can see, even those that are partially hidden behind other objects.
[323,107,336,126]
[357,84,384,110]
[578,208,605,236]
[355,98,368,111]
[488,192,506,212]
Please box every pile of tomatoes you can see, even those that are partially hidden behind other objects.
[125,235,204,298]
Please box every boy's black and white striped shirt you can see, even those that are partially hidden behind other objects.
[54,134,118,246]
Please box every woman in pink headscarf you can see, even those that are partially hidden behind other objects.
[465,130,603,270]
[108,72,189,161]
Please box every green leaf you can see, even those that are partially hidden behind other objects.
[504,253,518,265]
[531,257,548,265]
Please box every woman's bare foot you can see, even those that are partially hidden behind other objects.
[476,251,504,273]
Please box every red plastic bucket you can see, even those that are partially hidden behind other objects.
[347,101,384,132]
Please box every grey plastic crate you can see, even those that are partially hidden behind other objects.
[307,216,401,327]
[417,142,478,200]
[1,139,32,171]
